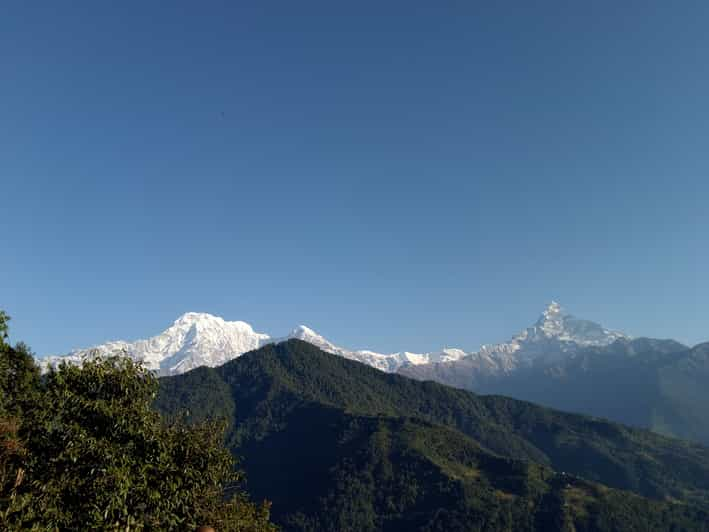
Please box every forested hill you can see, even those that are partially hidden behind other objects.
[155,339,709,531]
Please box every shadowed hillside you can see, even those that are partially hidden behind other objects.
[156,340,709,531]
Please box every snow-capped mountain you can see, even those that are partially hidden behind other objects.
[41,313,468,376]
[42,313,272,376]
[469,301,628,374]
[399,301,630,383]
[41,302,625,378]
[399,306,709,449]
[283,325,466,372]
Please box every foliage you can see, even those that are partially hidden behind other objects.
[0,311,9,342]
[0,314,275,531]
[156,339,709,530]
[0,321,38,518]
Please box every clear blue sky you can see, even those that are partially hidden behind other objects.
[2,1,708,356]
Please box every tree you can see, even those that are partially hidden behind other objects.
[0,312,275,531]
[0,311,9,344]
[0,314,32,527]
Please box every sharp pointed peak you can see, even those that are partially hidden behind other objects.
[543,301,564,314]
[534,301,567,327]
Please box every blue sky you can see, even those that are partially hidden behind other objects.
[2,1,708,356]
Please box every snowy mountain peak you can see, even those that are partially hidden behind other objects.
[478,302,629,373]
[172,312,256,333]
[174,311,215,324]
[533,301,570,338]
[284,325,338,352]
[43,313,271,376]
[509,301,626,345]
[539,300,563,322]
[547,300,561,311]
[289,325,322,340]
[41,313,470,377]
[40,303,626,378]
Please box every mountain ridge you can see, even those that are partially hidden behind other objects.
[41,302,629,377]
[41,311,475,376]
[154,339,709,531]
[44,303,709,446]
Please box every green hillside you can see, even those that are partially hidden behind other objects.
[156,340,709,530]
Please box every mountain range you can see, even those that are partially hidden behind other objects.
[41,312,470,375]
[43,303,709,445]
[41,301,621,376]
[35,305,709,530]
[400,306,709,446]
[155,339,709,531]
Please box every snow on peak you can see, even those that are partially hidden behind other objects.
[540,300,563,321]
[174,311,216,324]
[527,301,626,345]
[39,302,626,378]
[41,314,471,376]
[172,312,256,333]
[42,312,270,376]
[283,325,340,353]
[546,300,562,313]
[477,302,629,373]
[533,301,570,338]
[289,325,323,340]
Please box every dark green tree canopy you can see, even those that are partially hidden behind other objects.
[0,312,275,531]
[157,340,709,531]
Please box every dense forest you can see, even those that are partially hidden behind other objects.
[0,311,274,531]
[156,339,709,531]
